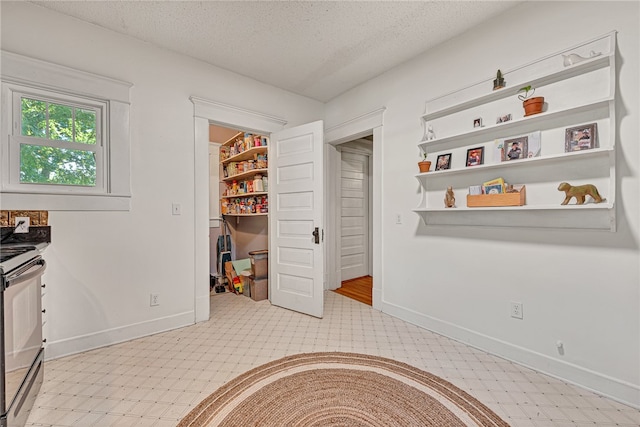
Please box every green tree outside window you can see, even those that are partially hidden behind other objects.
[20,97,98,186]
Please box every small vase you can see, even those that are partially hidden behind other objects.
[418,161,431,173]
[523,97,545,116]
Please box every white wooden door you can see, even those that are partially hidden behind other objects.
[269,121,324,318]
[340,151,369,281]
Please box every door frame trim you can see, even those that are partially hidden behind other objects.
[191,96,287,323]
[325,107,385,309]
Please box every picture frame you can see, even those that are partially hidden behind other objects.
[504,136,528,161]
[494,131,541,162]
[565,123,598,152]
[496,114,512,124]
[435,153,452,171]
[466,147,484,167]
[473,117,483,128]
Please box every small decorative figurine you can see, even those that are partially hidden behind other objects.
[426,125,436,141]
[558,182,604,205]
[562,50,601,67]
[444,186,455,208]
[493,69,505,90]
[505,184,519,193]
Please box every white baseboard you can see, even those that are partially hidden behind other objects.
[372,287,382,311]
[381,300,640,409]
[44,311,195,361]
[195,294,210,323]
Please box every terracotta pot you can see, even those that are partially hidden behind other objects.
[418,161,431,173]
[523,96,545,116]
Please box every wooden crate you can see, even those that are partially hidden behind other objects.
[467,185,526,207]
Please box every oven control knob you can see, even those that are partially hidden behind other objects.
[42,309,46,314]
[42,284,46,288]
[42,339,47,343]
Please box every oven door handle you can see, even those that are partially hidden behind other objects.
[5,258,46,288]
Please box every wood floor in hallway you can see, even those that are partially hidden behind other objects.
[333,275,372,306]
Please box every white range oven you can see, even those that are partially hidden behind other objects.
[0,239,49,427]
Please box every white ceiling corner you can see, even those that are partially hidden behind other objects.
[29,1,522,102]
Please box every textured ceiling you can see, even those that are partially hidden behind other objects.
[30,1,521,102]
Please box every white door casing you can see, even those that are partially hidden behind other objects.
[324,107,384,309]
[192,96,288,323]
[269,121,324,318]
[340,151,369,281]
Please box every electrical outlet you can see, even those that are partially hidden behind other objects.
[172,203,181,215]
[14,217,30,233]
[150,294,160,306]
[510,301,523,319]
[396,213,402,224]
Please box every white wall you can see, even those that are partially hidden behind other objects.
[1,2,323,358]
[325,1,639,407]
[2,0,638,408]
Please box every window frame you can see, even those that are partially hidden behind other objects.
[9,85,108,194]
[1,51,132,211]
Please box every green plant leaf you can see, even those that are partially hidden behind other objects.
[517,85,534,101]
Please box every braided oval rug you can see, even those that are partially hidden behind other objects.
[178,352,509,427]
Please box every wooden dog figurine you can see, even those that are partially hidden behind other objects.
[444,186,455,208]
[558,182,604,205]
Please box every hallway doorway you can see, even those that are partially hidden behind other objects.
[337,143,372,282]
[333,276,372,306]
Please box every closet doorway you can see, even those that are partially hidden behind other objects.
[208,124,269,281]
[200,111,326,319]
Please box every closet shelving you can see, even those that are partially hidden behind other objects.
[413,31,617,231]
[220,131,269,217]
[222,168,268,182]
[222,146,269,164]
[221,192,268,198]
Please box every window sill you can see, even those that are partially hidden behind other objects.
[0,191,131,211]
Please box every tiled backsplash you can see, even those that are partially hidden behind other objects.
[0,210,49,227]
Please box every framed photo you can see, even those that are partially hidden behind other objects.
[565,123,598,152]
[504,136,528,161]
[494,131,541,162]
[496,114,512,124]
[435,153,452,171]
[466,147,484,167]
[473,118,483,128]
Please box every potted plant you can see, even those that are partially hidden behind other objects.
[493,69,505,90]
[518,85,545,116]
[418,152,431,173]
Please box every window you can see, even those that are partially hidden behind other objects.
[1,51,132,211]
[12,89,106,190]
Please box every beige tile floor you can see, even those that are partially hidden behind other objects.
[26,291,640,426]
